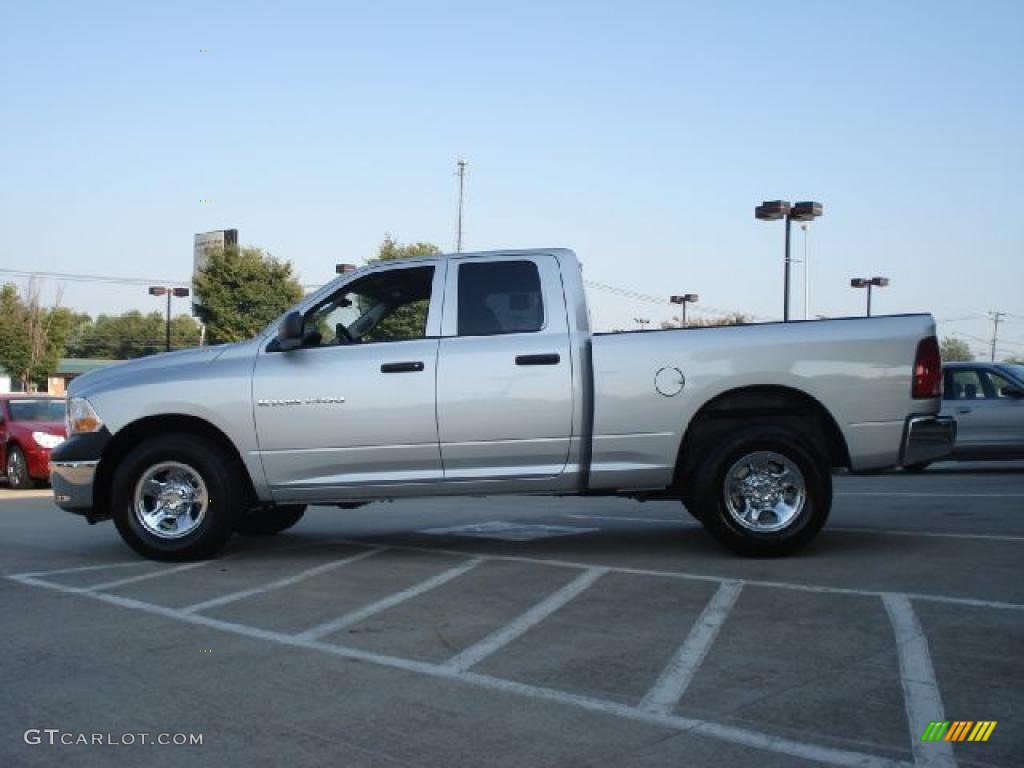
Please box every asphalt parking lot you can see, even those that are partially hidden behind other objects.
[2,462,1022,768]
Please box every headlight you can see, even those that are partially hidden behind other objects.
[32,431,65,449]
[67,397,104,434]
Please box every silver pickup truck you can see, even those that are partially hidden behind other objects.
[50,248,954,560]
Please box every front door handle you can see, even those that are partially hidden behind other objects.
[956,407,972,414]
[381,361,424,373]
[515,353,560,366]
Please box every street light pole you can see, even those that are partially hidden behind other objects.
[801,223,810,320]
[670,294,699,328]
[783,213,792,322]
[850,277,889,317]
[755,201,822,322]
[149,286,191,353]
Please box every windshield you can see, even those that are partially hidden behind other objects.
[8,399,65,422]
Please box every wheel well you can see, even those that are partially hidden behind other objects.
[674,385,850,492]
[94,415,256,514]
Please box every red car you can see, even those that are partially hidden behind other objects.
[1,395,67,490]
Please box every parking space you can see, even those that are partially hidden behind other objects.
[1,463,1022,767]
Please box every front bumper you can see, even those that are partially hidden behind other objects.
[25,446,54,480]
[901,415,956,466]
[49,460,98,512]
[47,428,111,520]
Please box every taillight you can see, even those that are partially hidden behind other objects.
[912,336,942,399]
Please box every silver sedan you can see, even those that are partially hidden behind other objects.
[906,362,1024,470]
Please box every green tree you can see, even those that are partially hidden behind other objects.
[0,282,71,391]
[940,336,974,362]
[194,245,303,344]
[371,234,441,264]
[67,312,201,359]
[360,235,441,342]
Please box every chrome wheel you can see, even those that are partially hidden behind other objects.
[133,461,209,539]
[724,450,806,533]
[7,450,27,488]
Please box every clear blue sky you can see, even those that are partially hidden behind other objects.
[2,0,1022,356]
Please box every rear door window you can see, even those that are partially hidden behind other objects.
[457,261,544,336]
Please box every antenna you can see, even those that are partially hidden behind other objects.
[455,159,468,252]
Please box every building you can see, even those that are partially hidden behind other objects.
[0,358,117,395]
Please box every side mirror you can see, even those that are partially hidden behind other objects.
[1001,385,1024,399]
[277,311,305,351]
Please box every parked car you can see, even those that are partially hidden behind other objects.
[1,395,67,490]
[904,362,1024,470]
[50,248,953,560]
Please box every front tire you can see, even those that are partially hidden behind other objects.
[6,446,37,490]
[236,505,306,535]
[903,462,930,473]
[111,434,243,561]
[690,426,831,557]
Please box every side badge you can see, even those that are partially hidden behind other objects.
[654,367,685,397]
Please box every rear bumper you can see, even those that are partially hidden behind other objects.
[49,460,98,513]
[901,415,956,466]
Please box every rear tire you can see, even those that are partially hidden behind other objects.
[235,505,306,535]
[690,425,831,557]
[111,434,243,561]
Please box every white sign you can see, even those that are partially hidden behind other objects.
[192,229,237,310]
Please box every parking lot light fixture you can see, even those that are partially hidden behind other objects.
[850,276,889,317]
[670,294,699,327]
[755,200,822,322]
[149,286,190,352]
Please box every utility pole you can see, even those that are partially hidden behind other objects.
[989,311,1005,362]
[455,159,468,252]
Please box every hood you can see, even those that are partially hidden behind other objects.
[68,343,237,397]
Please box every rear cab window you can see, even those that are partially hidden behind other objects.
[456,260,545,336]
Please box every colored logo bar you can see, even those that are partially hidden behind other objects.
[921,721,997,742]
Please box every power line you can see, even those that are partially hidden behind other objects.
[583,280,771,322]
[0,268,190,287]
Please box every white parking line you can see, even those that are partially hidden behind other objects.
[336,538,1024,612]
[640,581,743,714]
[882,594,956,768]
[837,492,1024,498]
[89,561,211,591]
[9,561,150,579]
[442,567,608,672]
[295,558,483,641]
[829,527,1024,543]
[179,548,382,615]
[6,573,913,768]
[565,514,1024,542]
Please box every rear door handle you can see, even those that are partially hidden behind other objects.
[515,353,560,366]
[956,407,971,414]
[381,361,424,373]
